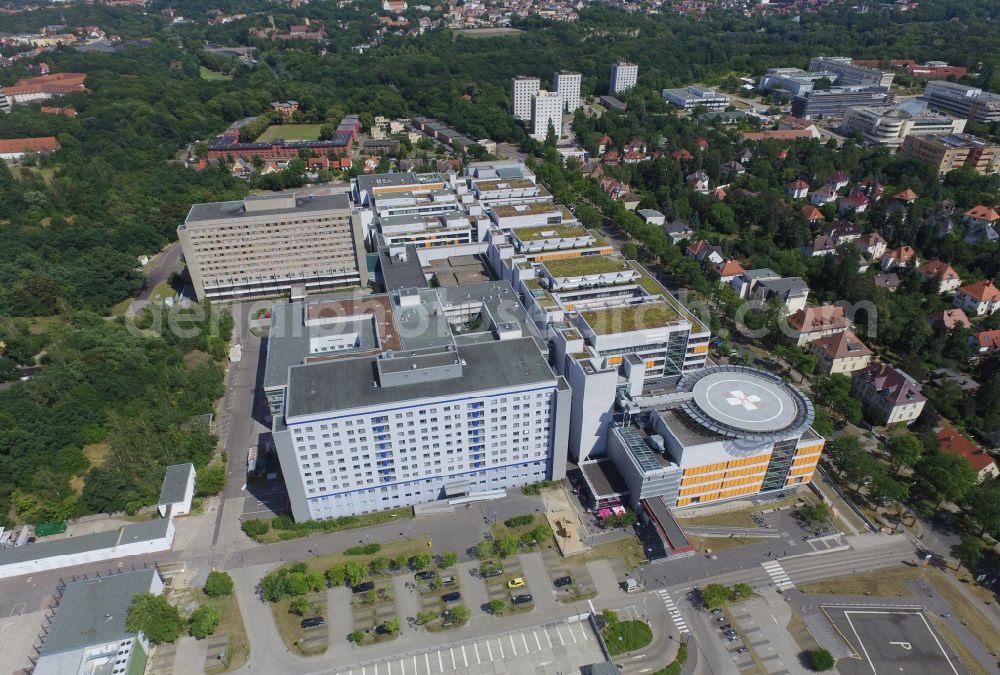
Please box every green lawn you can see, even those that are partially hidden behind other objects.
[255,124,325,142]
[603,619,653,655]
[199,66,232,81]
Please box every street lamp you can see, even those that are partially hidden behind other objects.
[493,510,498,526]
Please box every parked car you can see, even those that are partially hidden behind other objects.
[736,647,748,654]
[440,575,456,586]
[719,624,732,631]
[415,570,436,581]
[507,577,525,589]
[301,617,325,628]
[442,591,462,603]
[710,608,722,614]
[511,594,533,605]
[353,581,375,594]
[484,567,503,578]
[554,576,572,588]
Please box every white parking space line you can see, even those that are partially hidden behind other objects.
[449,647,455,669]
[487,640,493,661]
[474,642,481,664]
[425,653,430,674]
[461,645,467,667]
[522,632,529,652]
[509,633,517,655]
[438,650,444,671]
[497,637,505,659]
[534,630,542,650]
[556,625,566,645]
[579,623,589,641]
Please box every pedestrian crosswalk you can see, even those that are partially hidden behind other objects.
[762,560,794,590]
[655,589,690,635]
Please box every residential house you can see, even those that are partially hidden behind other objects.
[731,268,780,299]
[787,179,810,200]
[601,149,621,165]
[936,428,999,482]
[686,170,710,193]
[851,361,927,425]
[598,134,612,153]
[713,259,745,283]
[671,148,693,162]
[873,272,902,292]
[856,179,885,200]
[803,235,837,257]
[881,246,917,271]
[954,280,1000,316]
[802,205,825,224]
[839,192,870,215]
[927,368,980,395]
[694,137,709,151]
[811,329,872,374]
[686,239,724,265]
[962,205,1000,230]
[721,160,746,177]
[230,157,253,178]
[0,136,61,160]
[638,209,665,226]
[919,260,961,293]
[970,329,1000,355]
[827,171,849,192]
[931,308,971,332]
[663,221,694,245]
[811,185,838,206]
[622,150,647,164]
[855,232,887,260]
[787,304,849,346]
[621,193,642,210]
[965,222,999,244]
[928,211,957,238]
[829,221,862,244]
[894,188,919,204]
[751,277,810,313]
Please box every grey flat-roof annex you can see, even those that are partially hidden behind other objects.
[158,464,193,506]
[0,519,170,566]
[184,191,349,224]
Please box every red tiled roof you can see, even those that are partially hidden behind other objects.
[812,329,871,360]
[0,136,61,154]
[937,428,996,472]
[958,279,1000,302]
[886,245,916,262]
[789,179,810,190]
[932,308,970,330]
[965,205,1000,222]
[713,259,744,277]
[971,329,1000,352]
[894,188,918,201]
[802,205,825,221]
[788,305,848,332]
[919,260,959,281]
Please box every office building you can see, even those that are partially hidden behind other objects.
[807,57,895,88]
[611,62,638,94]
[922,81,1000,124]
[841,100,966,148]
[791,86,893,119]
[179,191,367,301]
[662,86,731,110]
[531,90,564,141]
[511,76,541,121]
[267,281,572,521]
[759,68,839,96]
[554,70,582,113]
[34,569,164,675]
[900,133,1000,175]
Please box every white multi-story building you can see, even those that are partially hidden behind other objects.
[808,57,895,88]
[511,76,541,121]
[611,61,638,93]
[553,70,582,113]
[531,90,564,141]
[662,86,730,110]
[269,282,572,521]
[841,100,966,148]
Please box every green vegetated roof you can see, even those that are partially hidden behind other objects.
[580,302,681,335]
[515,224,590,241]
[544,255,631,277]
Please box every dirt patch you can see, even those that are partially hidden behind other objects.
[184,350,214,370]
[83,442,111,468]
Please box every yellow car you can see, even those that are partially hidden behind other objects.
[507,577,525,589]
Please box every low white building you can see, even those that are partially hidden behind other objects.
[954,280,1000,316]
[157,463,196,518]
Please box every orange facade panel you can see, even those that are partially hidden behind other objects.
[795,443,825,456]
[789,465,815,477]
[533,251,582,262]
[679,481,723,497]
[792,455,821,467]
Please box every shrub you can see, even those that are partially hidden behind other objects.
[241,519,269,538]
[271,515,295,530]
[409,553,432,570]
[289,597,310,616]
[504,515,534,528]
[438,551,458,568]
[189,605,221,639]
[808,648,835,671]
[732,583,753,600]
[488,598,507,615]
[195,463,226,496]
[416,609,438,625]
[701,583,731,610]
[350,630,364,643]
[383,616,400,633]
[370,557,390,576]
[325,564,346,587]
[203,571,234,597]
[475,540,494,560]
[344,543,382,556]
[126,593,183,644]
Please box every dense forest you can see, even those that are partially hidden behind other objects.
[2,0,1000,522]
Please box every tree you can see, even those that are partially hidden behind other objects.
[409,553,432,570]
[797,503,829,526]
[869,473,908,508]
[350,630,364,643]
[916,452,977,507]
[203,571,233,597]
[370,557,390,576]
[195,463,226,496]
[394,554,409,571]
[497,533,519,558]
[325,564,347,587]
[416,609,437,624]
[438,551,459,568]
[812,375,862,424]
[602,609,620,627]
[449,605,470,623]
[964,483,1000,536]
[126,593,183,645]
[475,540,494,560]
[618,511,639,528]
[289,597,310,616]
[283,572,311,596]
[240,519,269,539]
[189,604,221,639]
[701,583,730,610]
[807,648,835,671]
[345,560,368,587]
[383,616,401,633]
[488,598,507,615]
[732,583,753,600]
[886,433,923,474]
[951,536,983,572]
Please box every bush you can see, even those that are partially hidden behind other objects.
[350,630,364,643]
[488,598,507,615]
[325,564,346,587]
[344,543,381,556]
[126,593,183,645]
[241,519,269,538]
[438,551,458,568]
[807,648,835,671]
[271,515,295,530]
[521,480,559,495]
[504,515,534,528]
[409,553,432,570]
[289,597,310,616]
[370,557,390,576]
[732,583,753,601]
[416,609,438,625]
[189,604,221,639]
[195,463,226,496]
[203,571,234,597]
[383,616,400,633]
[475,540,494,560]
[701,583,730,610]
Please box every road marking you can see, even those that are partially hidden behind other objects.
[534,630,542,650]
[544,627,553,648]
[555,625,565,645]
[449,647,455,670]
[510,633,517,655]
[424,652,430,674]
[438,649,443,671]
[399,658,404,674]
[497,637,505,659]
[474,641,481,664]
[579,623,588,640]
[487,640,493,661]
[461,644,467,667]
[762,561,794,590]
[522,632,530,651]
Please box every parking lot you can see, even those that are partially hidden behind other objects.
[826,607,966,675]
[331,619,603,675]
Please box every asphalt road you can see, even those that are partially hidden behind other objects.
[129,241,182,316]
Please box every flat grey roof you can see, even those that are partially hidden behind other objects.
[285,337,555,419]
[40,569,157,656]
[118,518,171,545]
[758,276,808,294]
[184,191,349,224]
[378,246,428,292]
[158,464,193,506]
[264,302,309,390]
[580,459,630,497]
[0,518,168,566]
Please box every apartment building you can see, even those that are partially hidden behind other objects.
[841,100,966,148]
[808,57,894,87]
[923,81,1000,124]
[179,191,367,301]
[611,61,638,93]
[531,90,563,141]
[553,70,582,113]
[662,86,730,110]
[791,86,893,119]
[851,362,926,425]
[810,329,872,375]
[900,133,1000,175]
[268,282,571,521]
[511,75,541,121]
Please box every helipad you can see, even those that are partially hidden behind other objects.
[677,365,813,440]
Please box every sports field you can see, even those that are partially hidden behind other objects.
[255,124,324,142]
